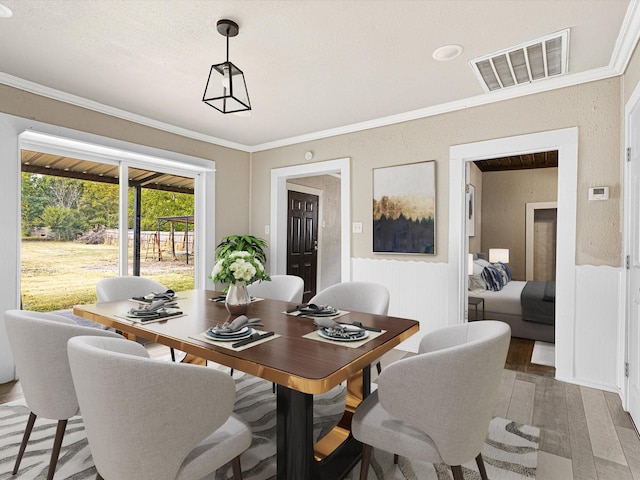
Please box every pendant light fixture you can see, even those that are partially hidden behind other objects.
[202,19,251,114]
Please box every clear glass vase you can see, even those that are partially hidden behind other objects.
[225,282,251,315]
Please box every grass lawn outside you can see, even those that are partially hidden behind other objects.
[21,240,195,312]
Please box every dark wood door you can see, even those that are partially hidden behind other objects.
[287,190,318,303]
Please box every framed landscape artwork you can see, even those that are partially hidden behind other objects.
[372,161,436,254]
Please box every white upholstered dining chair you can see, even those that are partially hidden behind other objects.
[351,320,511,480]
[4,309,122,480]
[95,276,167,304]
[310,281,390,373]
[67,335,252,480]
[309,281,390,317]
[95,276,182,361]
[247,274,304,303]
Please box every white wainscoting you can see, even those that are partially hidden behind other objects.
[351,258,450,352]
[571,265,623,392]
[353,258,623,393]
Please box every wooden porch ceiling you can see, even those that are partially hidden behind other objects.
[21,150,194,195]
[473,150,558,172]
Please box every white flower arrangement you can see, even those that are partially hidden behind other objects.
[211,250,269,285]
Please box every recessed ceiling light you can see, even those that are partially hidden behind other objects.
[0,3,13,18]
[433,44,463,61]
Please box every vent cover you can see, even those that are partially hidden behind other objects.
[470,29,569,92]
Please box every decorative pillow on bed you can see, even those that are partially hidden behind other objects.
[492,261,512,284]
[468,274,487,291]
[473,258,491,275]
[481,264,505,291]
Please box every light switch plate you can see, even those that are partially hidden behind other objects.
[352,222,363,233]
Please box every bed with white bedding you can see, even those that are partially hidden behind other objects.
[469,254,555,343]
[470,281,555,343]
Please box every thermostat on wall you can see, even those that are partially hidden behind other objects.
[588,186,609,201]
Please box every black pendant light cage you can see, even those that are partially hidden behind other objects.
[203,19,251,114]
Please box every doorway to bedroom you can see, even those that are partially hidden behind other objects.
[466,151,559,372]
[467,152,558,282]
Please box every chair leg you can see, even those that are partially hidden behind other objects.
[394,453,399,464]
[359,444,372,480]
[46,419,68,480]
[170,347,176,362]
[231,455,243,480]
[13,411,37,474]
[230,368,234,376]
[451,465,464,480]
[476,453,488,480]
[376,361,382,375]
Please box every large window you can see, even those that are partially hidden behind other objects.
[18,134,210,312]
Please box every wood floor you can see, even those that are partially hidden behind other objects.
[1,338,638,480]
[497,338,640,480]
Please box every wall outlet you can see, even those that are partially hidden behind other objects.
[352,222,363,234]
[264,225,270,235]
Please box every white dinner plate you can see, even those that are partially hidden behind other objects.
[205,327,253,341]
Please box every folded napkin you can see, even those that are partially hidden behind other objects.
[291,303,339,316]
[210,315,264,333]
[128,299,179,317]
[132,289,176,302]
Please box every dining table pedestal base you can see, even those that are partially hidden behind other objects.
[276,366,371,480]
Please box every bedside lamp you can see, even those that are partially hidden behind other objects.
[489,248,509,264]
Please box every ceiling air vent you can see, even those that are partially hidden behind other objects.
[470,29,569,92]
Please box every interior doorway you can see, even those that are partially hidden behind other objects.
[449,128,578,383]
[270,158,351,285]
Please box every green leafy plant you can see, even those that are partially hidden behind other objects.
[215,235,268,265]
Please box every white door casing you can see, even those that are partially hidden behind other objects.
[625,84,640,420]
[449,128,578,382]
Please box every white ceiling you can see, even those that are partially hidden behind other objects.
[0,1,638,152]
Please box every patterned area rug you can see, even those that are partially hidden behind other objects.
[0,370,539,480]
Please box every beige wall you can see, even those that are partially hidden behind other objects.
[0,74,628,269]
[0,84,252,242]
[481,168,558,280]
[251,78,622,267]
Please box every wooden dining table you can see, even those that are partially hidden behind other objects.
[73,289,419,480]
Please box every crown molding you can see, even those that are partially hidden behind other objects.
[0,72,250,152]
[250,66,620,152]
[610,0,640,72]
